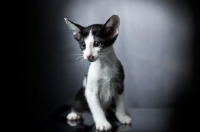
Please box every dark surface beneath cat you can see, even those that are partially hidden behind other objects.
[25,108,197,132]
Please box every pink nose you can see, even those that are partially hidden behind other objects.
[86,55,92,59]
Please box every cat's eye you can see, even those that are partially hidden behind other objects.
[81,42,86,49]
[94,41,101,47]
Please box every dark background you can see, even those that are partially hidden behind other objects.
[18,0,199,131]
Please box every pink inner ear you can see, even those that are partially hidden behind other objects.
[103,15,120,38]
[104,15,119,28]
[74,33,81,41]
[104,27,119,38]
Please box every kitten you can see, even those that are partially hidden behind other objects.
[64,15,131,131]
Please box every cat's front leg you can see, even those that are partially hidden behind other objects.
[85,86,112,131]
[115,92,131,124]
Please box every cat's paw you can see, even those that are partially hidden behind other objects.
[67,120,81,127]
[96,121,112,131]
[67,112,80,120]
[116,114,131,124]
[116,124,132,132]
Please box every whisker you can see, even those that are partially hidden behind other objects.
[99,55,113,68]
[64,53,83,61]
[77,57,85,68]
[99,56,106,63]
[65,54,83,59]
[74,57,83,73]
[99,56,104,64]
[66,53,83,56]
[73,56,83,61]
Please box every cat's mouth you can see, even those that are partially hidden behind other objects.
[86,56,99,62]
[87,58,97,62]
[84,54,100,62]
[88,60,95,62]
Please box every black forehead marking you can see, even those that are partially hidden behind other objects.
[79,24,118,49]
[81,24,104,38]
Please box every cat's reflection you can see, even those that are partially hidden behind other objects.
[48,110,131,132]
[66,118,131,132]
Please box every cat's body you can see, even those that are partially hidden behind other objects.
[64,15,131,131]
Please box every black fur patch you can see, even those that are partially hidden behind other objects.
[75,24,118,50]
[114,60,125,94]
[73,86,89,113]
[72,74,89,113]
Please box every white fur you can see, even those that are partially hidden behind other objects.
[83,30,101,60]
[83,77,87,87]
[115,92,131,124]
[84,30,94,59]
[67,112,80,120]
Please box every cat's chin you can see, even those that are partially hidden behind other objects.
[88,59,96,62]
[87,58,98,62]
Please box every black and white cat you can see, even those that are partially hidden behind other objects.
[64,15,131,131]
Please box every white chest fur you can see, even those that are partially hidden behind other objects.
[97,78,116,109]
[86,51,119,110]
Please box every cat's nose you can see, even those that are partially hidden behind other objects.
[86,55,92,59]
[86,55,94,59]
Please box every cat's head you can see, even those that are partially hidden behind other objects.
[64,15,120,62]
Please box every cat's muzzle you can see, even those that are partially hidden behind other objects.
[87,56,98,62]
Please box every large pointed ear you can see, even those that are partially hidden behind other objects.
[103,15,120,38]
[64,18,83,41]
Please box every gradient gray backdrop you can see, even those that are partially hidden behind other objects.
[51,1,194,108]
[18,0,199,131]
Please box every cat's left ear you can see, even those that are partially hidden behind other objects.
[64,18,83,41]
[103,15,120,38]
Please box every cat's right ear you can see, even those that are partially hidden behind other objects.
[64,18,83,41]
[103,15,120,38]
